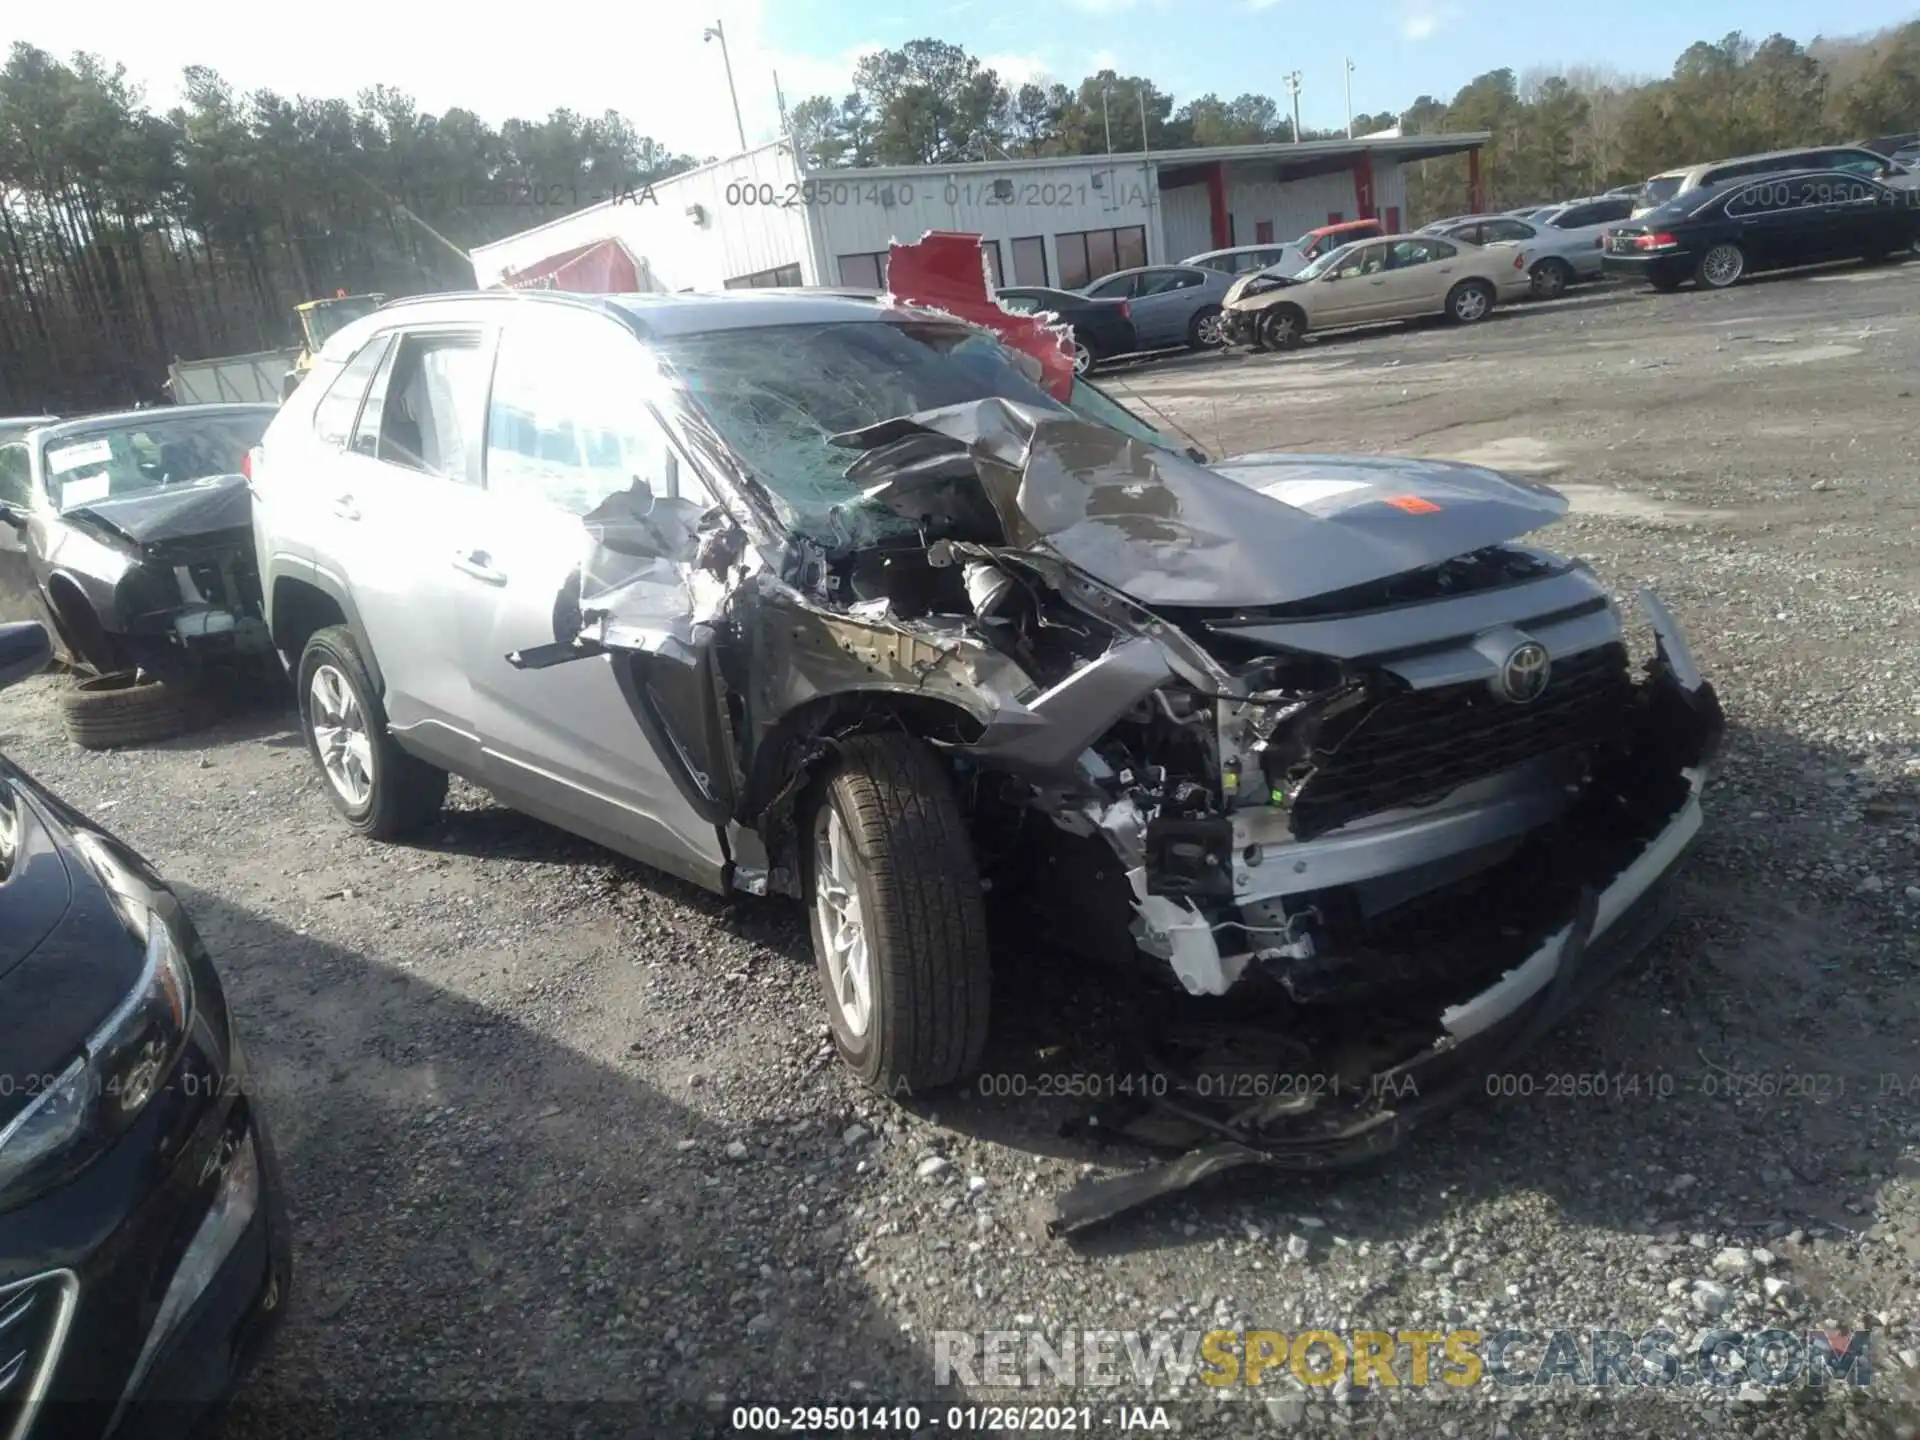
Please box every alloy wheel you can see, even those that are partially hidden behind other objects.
[1701,244,1744,288]
[1195,311,1227,346]
[1072,341,1092,375]
[813,805,874,1039]
[1452,285,1490,322]
[309,662,374,808]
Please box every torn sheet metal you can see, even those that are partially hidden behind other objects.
[832,398,1571,610]
[885,231,1078,403]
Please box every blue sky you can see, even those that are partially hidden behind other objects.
[6,0,1916,158]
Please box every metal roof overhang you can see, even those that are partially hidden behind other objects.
[1158,137,1487,189]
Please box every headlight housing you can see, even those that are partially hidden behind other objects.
[0,835,194,1211]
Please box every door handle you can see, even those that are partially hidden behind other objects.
[451,549,508,585]
[1368,277,1387,285]
[331,495,360,521]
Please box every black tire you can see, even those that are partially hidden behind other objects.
[804,733,991,1093]
[297,625,446,839]
[59,672,209,750]
[1648,274,1683,292]
[1258,305,1306,350]
[1529,257,1572,299]
[1445,279,1496,324]
[1186,304,1226,349]
[1696,241,1745,289]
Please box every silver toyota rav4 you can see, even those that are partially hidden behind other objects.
[249,288,1722,1220]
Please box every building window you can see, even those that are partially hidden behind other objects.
[723,263,802,289]
[980,239,1003,287]
[1326,212,1344,225]
[1254,220,1274,244]
[1055,225,1148,290]
[1011,235,1049,286]
[838,251,888,289]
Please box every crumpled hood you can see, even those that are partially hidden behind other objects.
[62,474,252,550]
[833,400,1569,609]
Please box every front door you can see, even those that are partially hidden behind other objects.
[463,306,730,889]
[322,325,494,773]
[1126,268,1202,346]
[1313,242,1392,326]
[1725,181,1833,269]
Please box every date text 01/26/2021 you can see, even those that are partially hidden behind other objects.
[730,1405,1171,1432]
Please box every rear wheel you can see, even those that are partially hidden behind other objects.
[1071,339,1093,375]
[1529,257,1572,300]
[1445,279,1495,324]
[805,733,991,1093]
[1257,305,1305,350]
[1697,242,1745,289]
[1188,305,1226,349]
[297,626,447,838]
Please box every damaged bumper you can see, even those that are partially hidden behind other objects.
[1044,592,1724,1233]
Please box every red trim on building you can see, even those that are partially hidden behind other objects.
[1468,148,1484,215]
[1385,205,1402,232]
[1206,161,1231,249]
[1350,150,1376,221]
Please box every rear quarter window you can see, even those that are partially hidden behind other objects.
[311,333,394,447]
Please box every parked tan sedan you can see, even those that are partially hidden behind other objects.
[1220,233,1534,350]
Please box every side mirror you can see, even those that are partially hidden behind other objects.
[0,503,22,530]
[0,622,51,690]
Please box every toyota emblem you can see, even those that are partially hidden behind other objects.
[1497,641,1551,704]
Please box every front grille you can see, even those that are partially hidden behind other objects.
[0,1272,76,1440]
[1285,643,1633,840]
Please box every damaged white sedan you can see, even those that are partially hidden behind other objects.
[254,284,1722,1224]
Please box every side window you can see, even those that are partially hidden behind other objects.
[1830,154,1885,177]
[485,319,700,517]
[1163,269,1204,291]
[312,333,393,448]
[1334,245,1382,278]
[1083,274,1132,299]
[0,444,28,508]
[1553,204,1597,228]
[1428,239,1458,260]
[997,294,1039,314]
[1449,223,1484,246]
[358,331,486,480]
[1484,220,1535,243]
[1386,239,1441,268]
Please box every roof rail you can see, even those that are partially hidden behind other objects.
[377,289,618,312]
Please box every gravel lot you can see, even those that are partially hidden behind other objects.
[9,262,1920,1438]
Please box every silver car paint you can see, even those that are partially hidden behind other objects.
[1079,265,1236,347]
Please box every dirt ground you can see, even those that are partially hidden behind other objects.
[6,261,1920,1438]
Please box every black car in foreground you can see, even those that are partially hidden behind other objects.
[993,286,1138,372]
[1602,167,1920,290]
[0,621,289,1439]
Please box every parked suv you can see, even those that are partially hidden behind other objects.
[250,288,1722,1174]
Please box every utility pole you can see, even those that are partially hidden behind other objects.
[1102,82,1114,155]
[773,69,789,139]
[1345,58,1355,139]
[1139,86,1151,154]
[1284,71,1303,143]
[703,21,747,153]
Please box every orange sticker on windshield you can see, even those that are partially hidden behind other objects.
[1384,495,1441,514]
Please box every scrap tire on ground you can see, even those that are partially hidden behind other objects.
[59,672,209,750]
[805,732,991,1094]
[297,625,448,840]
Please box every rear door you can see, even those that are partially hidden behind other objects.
[462,305,730,887]
[322,325,494,771]
[1822,173,1907,256]
[1723,179,1839,267]
[1377,237,1460,317]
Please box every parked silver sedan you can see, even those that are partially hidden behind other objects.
[1078,264,1238,349]
[1425,203,1630,298]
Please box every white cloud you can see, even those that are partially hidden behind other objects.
[982,52,1053,87]
[1398,0,1456,40]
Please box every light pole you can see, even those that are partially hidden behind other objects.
[1345,58,1355,139]
[703,21,747,153]
[1284,71,1303,143]
[1101,82,1114,155]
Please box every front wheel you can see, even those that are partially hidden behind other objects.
[1188,305,1226,349]
[1071,339,1093,376]
[1697,242,1745,289]
[298,626,447,838]
[1445,279,1495,324]
[805,733,991,1093]
[1257,305,1305,350]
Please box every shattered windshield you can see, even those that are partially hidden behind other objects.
[36,413,271,512]
[654,320,1173,546]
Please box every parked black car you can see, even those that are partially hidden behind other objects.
[993,286,1137,373]
[0,620,290,1439]
[1602,168,1920,291]
[0,406,277,748]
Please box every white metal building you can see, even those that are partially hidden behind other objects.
[468,132,1491,295]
